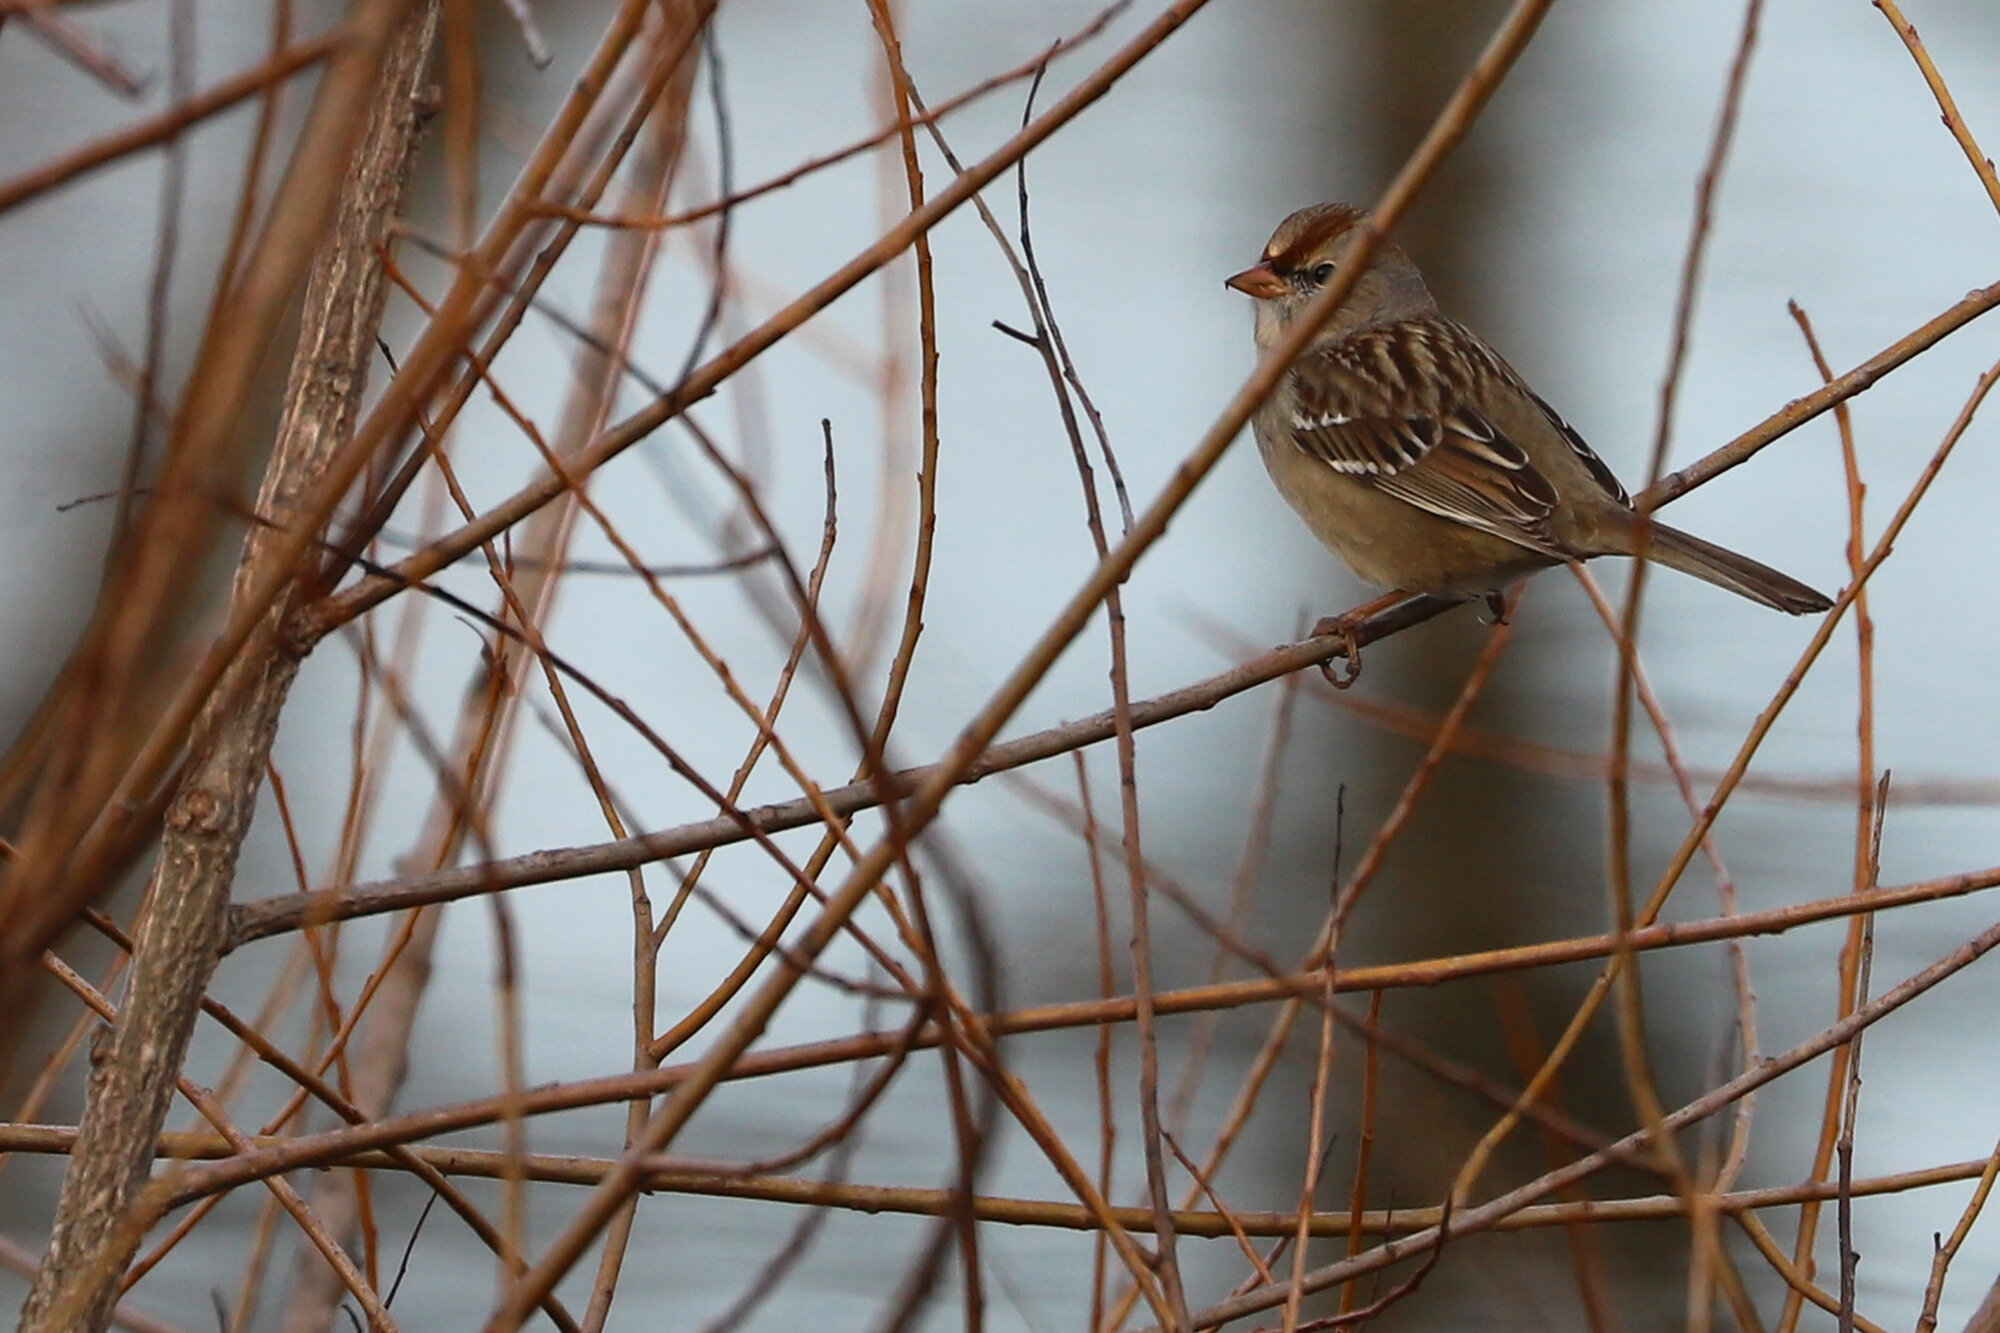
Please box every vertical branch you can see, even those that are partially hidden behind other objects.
[1836,867,1879,1333]
[1284,911,1339,1333]
[1009,110,1191,1333]
[280,18,708,1326]
[858,10,991,1325]
[1073,751,1119,1333]
[440,0,479,249]
[1572,565,1766,1134]
[19,8,441,1331]
[0,0,427,1002]
[1339,988,1383,1318]
[111,0,195,551]
[1606,0,1768,1263]
[916,46,1196,1324]
[1778,299,1877,1333]
[844,0,920,680]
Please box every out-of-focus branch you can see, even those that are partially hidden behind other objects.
[1961,1275,2000,1333]
[1164,913,2000,1333]
[17,8,149,97]
[0,34,340,214]
[17,9,438,1330]
[0,0,424,1064]
[5,1125,1995,1245]
[306,0,1221,637]
[164,865,2000,1219]
[262,10,707,1330]
[24,0,682,932]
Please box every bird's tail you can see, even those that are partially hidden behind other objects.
[1620,518,1833,615]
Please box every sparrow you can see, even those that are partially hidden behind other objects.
[1227,202,1833,619]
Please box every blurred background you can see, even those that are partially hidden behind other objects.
[3,1,1999,1329]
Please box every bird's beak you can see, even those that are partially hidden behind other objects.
[1225,264,1288,299]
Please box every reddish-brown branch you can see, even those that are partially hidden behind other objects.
[1173,913,2000,1333]
[0,34,340,214]
[16,9,438,1327]
[4,1122,1999,1244]
[119,859,2000,1224]
[1873,0,2000,218]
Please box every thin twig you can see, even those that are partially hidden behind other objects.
[0,33,339,213]
[1454,351,2000,1209]
[11,1124,2000,1245]
[1161,912,2000,1333]
[1780,296,1881,1333]
[1872,0,2000,218]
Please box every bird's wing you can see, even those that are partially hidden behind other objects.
[1285,320,1624,555]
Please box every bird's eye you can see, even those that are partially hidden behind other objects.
[1309,262,1336,284]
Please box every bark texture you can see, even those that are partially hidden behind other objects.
[20,8,440,1329]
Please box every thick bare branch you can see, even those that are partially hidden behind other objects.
[19,9,438,1329]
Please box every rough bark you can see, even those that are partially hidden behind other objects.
[20,8,439,1330]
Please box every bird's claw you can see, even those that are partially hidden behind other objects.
[1310,614,1363,689]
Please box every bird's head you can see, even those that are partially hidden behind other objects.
[1226,202,1436,350]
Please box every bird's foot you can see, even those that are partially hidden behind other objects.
[1309,613,1365,689]
[1483,589,1510,625]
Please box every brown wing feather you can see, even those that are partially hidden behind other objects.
[1285,322,1570,555]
